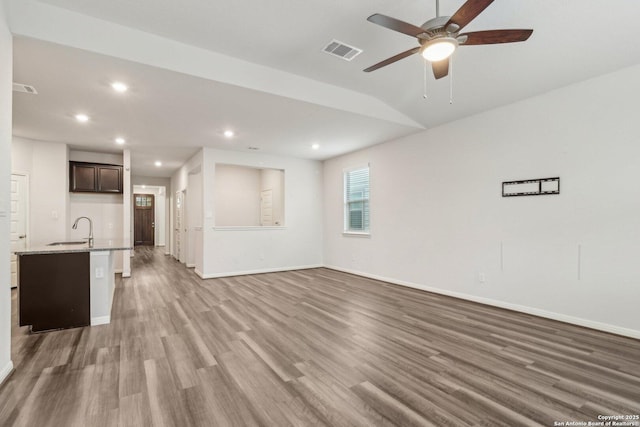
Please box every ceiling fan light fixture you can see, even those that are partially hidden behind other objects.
[421,37,458,62]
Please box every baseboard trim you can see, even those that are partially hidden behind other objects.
[91,315,110,326]
[0,361,14,385]
[324,265,640,340]
[200,264,323,279]
[186,263,196,268]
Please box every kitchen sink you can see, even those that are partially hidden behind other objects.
[47,241,88,246]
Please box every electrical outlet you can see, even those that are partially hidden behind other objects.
[478,273,486,283]
[95,267,104,279]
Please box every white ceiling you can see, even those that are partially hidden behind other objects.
[10,0,640,177]
[13,37,418,177]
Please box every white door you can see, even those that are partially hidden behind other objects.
[181,190,187,264]
[10,174,28,288]
[260,189,273,226]
[175,191,182,261]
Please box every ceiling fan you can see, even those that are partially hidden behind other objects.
[364,0,533,79]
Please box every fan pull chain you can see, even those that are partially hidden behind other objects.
[423,60,428,99]
[449,55,454,104]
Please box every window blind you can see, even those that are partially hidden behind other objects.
[344,167,370,232]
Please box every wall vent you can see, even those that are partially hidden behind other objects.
[13,83,38,94]
[322,40,362,61]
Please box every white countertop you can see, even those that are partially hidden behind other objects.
[15,239,132,255]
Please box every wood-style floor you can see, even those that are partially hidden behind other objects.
[1,247,639,426]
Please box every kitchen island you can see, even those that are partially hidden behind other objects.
[14,239,131,332]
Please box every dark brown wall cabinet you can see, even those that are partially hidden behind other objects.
[70,161,123,193]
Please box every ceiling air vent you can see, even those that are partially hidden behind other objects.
[322,40,362,61]
[13,83,38,95]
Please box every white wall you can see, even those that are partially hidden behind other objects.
[11,137,68,244]
[69,194,123,241]
[69,150,122,165]
[172,150,202,195]
[214,164,261,226]
[324,65,640,337]
[10,136,32,172]
[69,193,123,271]
[202,148,323,277]
[0,0,13,384]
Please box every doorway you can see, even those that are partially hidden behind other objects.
[10,173,28,289]
[133,193,155,246]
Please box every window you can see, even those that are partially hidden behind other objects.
[135,195,153,207]
[344,166,370,233]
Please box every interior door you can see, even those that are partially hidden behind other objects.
[175,191,182,261]
[10,174,28,288]
[134,194,155,246]
[181,190,187,264]
[260,189,273,226]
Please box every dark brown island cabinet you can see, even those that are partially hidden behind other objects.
[69,161,123,193]
[18,252,90,332]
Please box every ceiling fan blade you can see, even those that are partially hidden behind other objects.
[367,14,426,38]
[459,29,533,45]
[363,47,420,72]
[446,0,494,32]
[432,58,449,79]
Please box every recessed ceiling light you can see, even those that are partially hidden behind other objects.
[224,130,234,138]
[115,137,125,145]
[311,143,320,150]
[154,161,162,167]
[111,82,128,93]
[75,113,89,123]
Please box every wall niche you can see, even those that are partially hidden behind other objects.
[214,164,284,227]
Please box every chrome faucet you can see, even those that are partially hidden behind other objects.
[72,216,94,246]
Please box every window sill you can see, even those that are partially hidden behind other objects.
[214,226,287,231]
[342,231,371,238]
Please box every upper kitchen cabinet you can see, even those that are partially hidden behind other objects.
[97,165,122,192]
[70,161,123,193]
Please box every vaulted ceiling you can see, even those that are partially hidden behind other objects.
[8,0,640,176]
